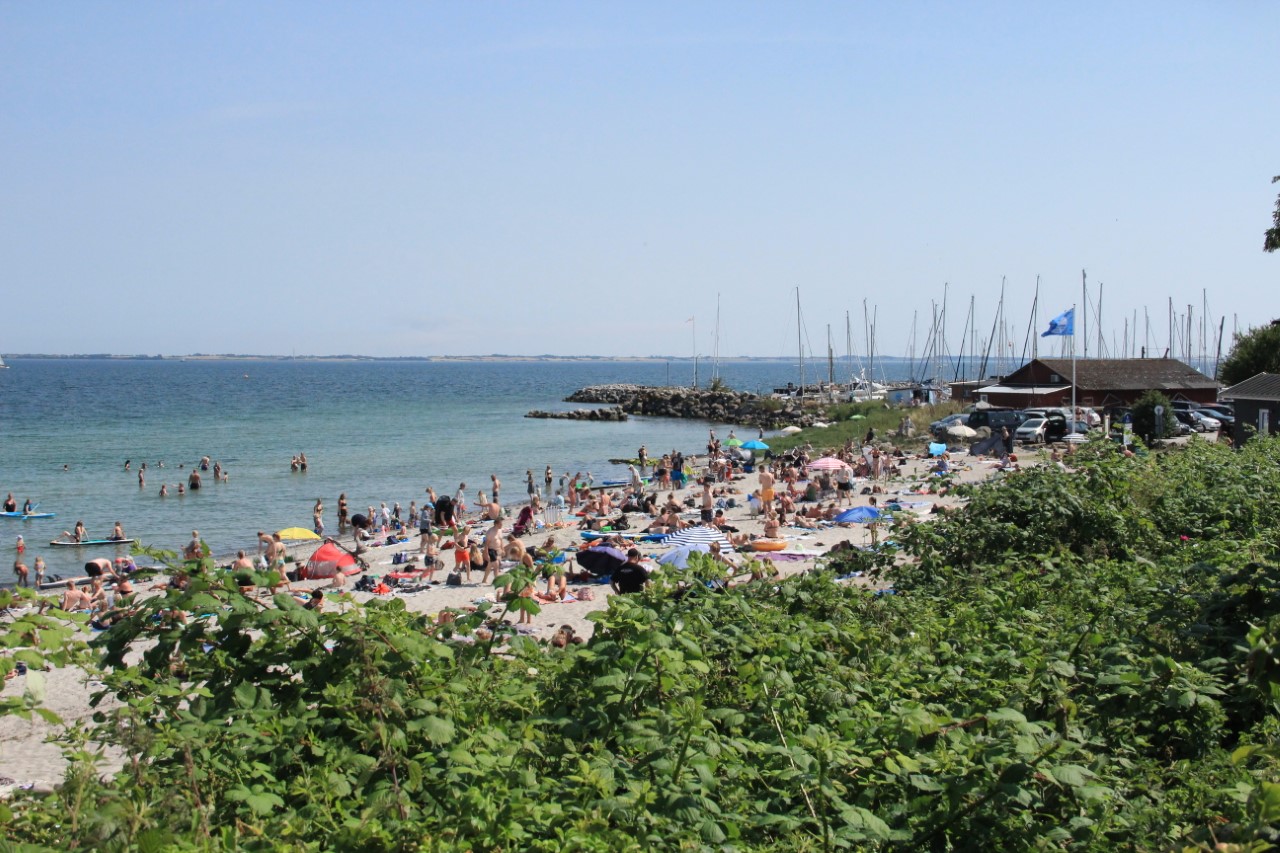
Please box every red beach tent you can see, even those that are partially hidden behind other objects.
[301,542,361,579]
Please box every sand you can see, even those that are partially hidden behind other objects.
[1,445,1012,794]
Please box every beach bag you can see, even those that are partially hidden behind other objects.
[446,572,463,587]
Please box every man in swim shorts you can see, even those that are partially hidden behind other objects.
[758,468,775,507]
[84,558,114,579]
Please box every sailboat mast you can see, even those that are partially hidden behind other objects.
[826,325,834,396]
[1097,281,1104,357]
[1081,270,1088,360]
[796,288,804,398]
[712,293,721,383]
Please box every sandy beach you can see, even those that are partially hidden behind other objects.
[1,442,1011,793]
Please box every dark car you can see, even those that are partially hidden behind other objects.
[1174,410,1205,433]
[1197,406,1235,429]
[966,408,1026,433]
[930,413,969,438]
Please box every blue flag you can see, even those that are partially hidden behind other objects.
[1042,308,1075,337]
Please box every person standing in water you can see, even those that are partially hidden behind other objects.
[313,499,325,536]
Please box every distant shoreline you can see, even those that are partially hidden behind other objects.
[0,353,918,364]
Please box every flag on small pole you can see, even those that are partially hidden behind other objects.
[1042,307,1078,430]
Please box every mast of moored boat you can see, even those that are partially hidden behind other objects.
[796,288,804,399]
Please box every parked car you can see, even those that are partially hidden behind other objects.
[1189,410,1221,432]
[1197,406,1235,429]
[966,408,1026,433]
[1174,410,1205,433]
[1015,418,1048,444]
[930,413,969,437]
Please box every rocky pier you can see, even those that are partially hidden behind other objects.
[563,384,820,429]
[524,407,629,422]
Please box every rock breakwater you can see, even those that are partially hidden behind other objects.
[524,407,629,422]
[564,384,819,429]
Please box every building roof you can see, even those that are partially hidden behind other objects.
[976,385,1070,396]
[1221,372,1280,402]
[1028,358,1219,393]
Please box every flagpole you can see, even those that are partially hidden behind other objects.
[1071,302,1077,429]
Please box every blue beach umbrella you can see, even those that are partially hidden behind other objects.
[834,506,882,524]
[741,439,769,450]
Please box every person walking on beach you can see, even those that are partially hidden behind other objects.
[266,534,289,591]
[482,517,504,584]
[453,483,467,517]
[183,531,202,560]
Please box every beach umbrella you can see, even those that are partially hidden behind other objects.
[807,456,850,471]
[302,541,358,579]
[277,527,321,541]
[724,437,744,447]
[657,543,711,569]
[834,506,882,524]
[780,426,803,435]
[662,525,735,551]
[947,424,977,438]
[575,545,627,576]
[741,439,769,450]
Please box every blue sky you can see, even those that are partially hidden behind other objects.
[2,3,1277,360]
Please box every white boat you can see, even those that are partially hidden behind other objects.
[0,354,8,369]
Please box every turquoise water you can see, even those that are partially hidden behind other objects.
[2,358,909,582]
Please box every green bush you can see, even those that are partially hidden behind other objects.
[5,437,1280,849]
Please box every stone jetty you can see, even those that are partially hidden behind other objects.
[563,384,820,429]
[524,407,629,422]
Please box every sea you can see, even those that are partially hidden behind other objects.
[0,357,920,583]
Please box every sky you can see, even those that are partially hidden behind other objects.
[2,2,1278,360]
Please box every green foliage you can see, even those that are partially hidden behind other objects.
[5,437,1280,849]
[1265,174,1280,253]
[0,587,91,723]
[1220,322,1280,386]
[768,401,964,454]
[1131,389,1177,445]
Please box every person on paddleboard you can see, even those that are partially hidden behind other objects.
[2,494,15,513]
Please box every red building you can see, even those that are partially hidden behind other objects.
[974,358,1220,410]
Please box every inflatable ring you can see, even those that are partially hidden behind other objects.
[750,539,787,552]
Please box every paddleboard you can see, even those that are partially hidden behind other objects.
[49,538,136,547]
[0,511,55,519]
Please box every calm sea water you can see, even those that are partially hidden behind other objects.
[0,357,919,582]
